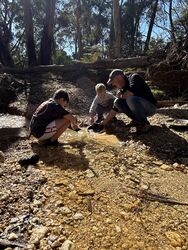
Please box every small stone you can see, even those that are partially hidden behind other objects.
[165,231,183,247]
[8,232,18,241]
[140,184,149,191]
[30,226,48,245]
[153,160,163,166]
[85,169,95,178]
[73,213,84,220]
[78,189,95,196]
[115,225,121,233]
[173,162,179,167]
[106,218,112,224]
[173,104,179,108]
[120,211,130,221]
[0,192,10,202]
[160,164,173,171]
[60,239,74,250]
[61,207,72,215]
[51,240,62,248]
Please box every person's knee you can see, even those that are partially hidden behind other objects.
[114,98,124,108]
[126,96,138,105]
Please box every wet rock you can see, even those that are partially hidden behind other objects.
[60,239,74,250]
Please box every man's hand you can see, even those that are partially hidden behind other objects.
[121,90,134,99]
[116,90,123,98]
[101,109,117,126]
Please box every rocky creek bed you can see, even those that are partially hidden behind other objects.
[0,75,188,250]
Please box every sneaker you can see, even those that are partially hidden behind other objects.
[44,139,61,146]
[125,120,139,127]
[111,117,118,123]
[18,154,39,166]
[95,117,104,123]
[136,123,151,134]
[87,123,104,132]
[68,125,81,132]
[94,124,104,133]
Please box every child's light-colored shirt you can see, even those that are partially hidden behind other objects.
[89,91,115,116]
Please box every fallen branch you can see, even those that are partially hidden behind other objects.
[0,56,150,74]
[0,238,27,248]
[138,191,188,206]
[157,100,188,108]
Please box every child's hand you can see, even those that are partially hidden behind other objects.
[116,90,123,98]
[89,116,95,124]
[71,123,78,130]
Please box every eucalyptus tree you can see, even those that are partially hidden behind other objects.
[121,0,152,56]
[22,0,37,66]
[113,0,121,58]
[0,0,16,66]
[39,0,56,65]
[144,0,158,52]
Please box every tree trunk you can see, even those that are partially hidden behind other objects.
[75,0,82,59]
[0,1,14,67]
[144,0,158,52]
[0,36,14,67]
[113,0,121,58]
[109,12,115,58]
[183,33,188,52]
[39,0,56,65]
[22,0,37,66]
[169,0,176,45]
[128,0,135,54]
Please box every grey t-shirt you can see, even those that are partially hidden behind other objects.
[89,92,115,116]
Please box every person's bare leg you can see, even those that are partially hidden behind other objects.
[51,118,71,141]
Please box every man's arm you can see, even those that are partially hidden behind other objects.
[102,109,117,126]
[121,90,134,99]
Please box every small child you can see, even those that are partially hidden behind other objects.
[29,89,79,146]
[89,83,115,124]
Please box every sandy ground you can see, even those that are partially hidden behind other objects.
[0,77,188,250]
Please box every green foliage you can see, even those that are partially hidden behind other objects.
[53,50,72,65]
[0,0,188,67]
[146,38,167,59]
[151,88,166,100]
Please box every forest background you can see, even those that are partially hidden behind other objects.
[0,0,188,68]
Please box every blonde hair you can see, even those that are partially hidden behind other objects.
[95,83,106,92]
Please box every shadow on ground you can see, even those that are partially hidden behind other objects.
[31,140,89,171]
[156,108,188,119]
[107,122,188,164]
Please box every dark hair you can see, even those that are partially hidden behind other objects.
[53,89,69,102]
